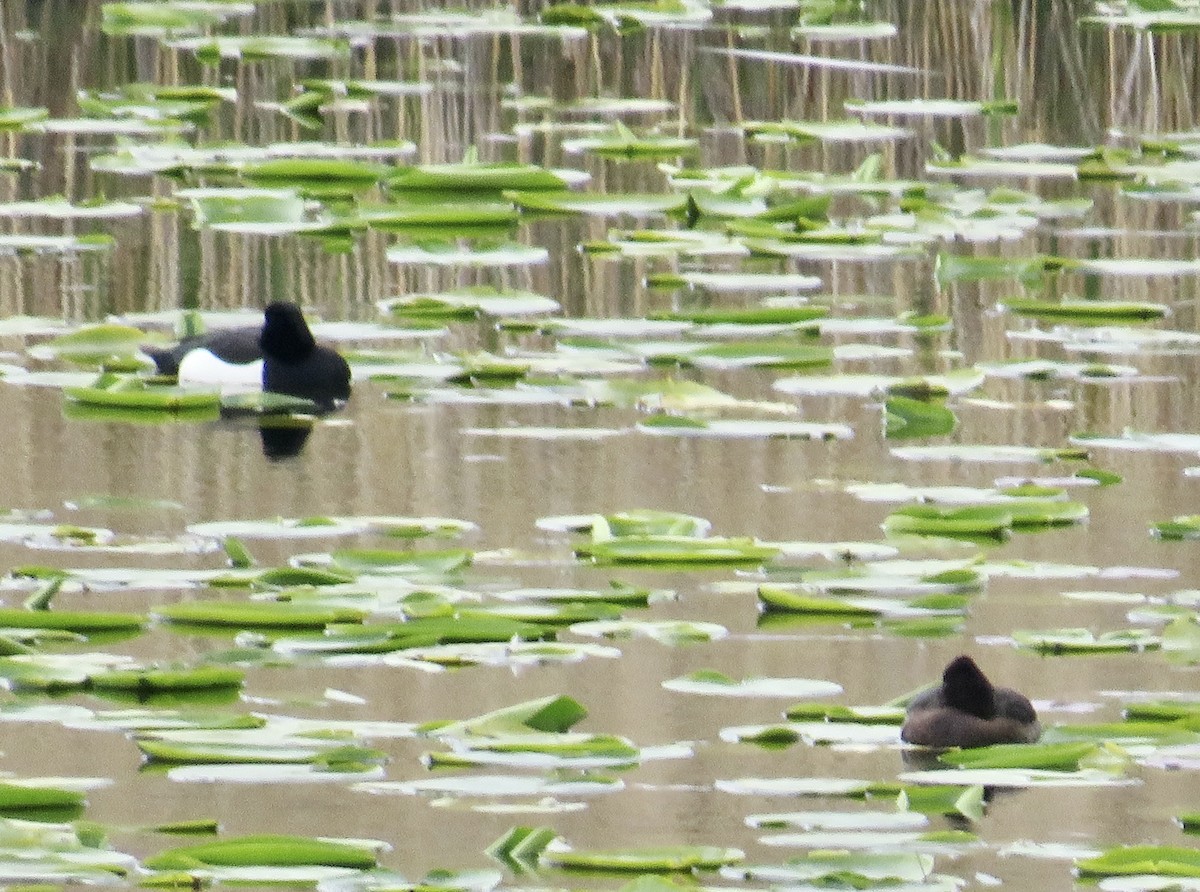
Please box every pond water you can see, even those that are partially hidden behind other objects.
[2,0,1200,888]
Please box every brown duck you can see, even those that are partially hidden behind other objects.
[901,655,1041,748]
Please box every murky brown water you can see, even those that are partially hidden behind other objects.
[0,0,1199,887]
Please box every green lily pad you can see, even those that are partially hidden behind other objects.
[758,587,881,616]
[383,287,558,319]
[885,396,958,439]
[327,548,471,575]
[0,106,49,129]
[938,742,1099,771]
[67,378,221,411]
[570,619,727,644]
[153,601,365,629]
[883,504,1014,538]
[0,781,86,811]
[144,834,380,870]
[172,35,353,62]
[540,844,743,872]
[425,695,588,737]
[0,607,145,634]
[1013,628,1161,654]
[90,666,245,693]
[506,190,690,216]
[1076,846,1200,878]
[576,535,779,565]
[390,162,573,191]
[1153,515,1200,540]
[562,123,698,159]
[36,325,150,365]
[1002,298,1168,322]
[785,703,906,724]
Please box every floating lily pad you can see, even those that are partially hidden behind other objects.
[390,162,574,192]
[662,671,842,699]
[0,781,86,812]
[327,548,471,575]
[144,834,380,870]
[0,106,49,129]
[387,240,548,267]
[1002,299,1168,323]
[564,125,698,159]
[744,810,928,831]
[883,504,1014,539]
[891,444,1089,464]
[507,190,689,216]
[938,742,1099,771]
[383,287,558,319]
[885,397,958,439]
[540,844,743,872]
[575,536,778,565]
[1153,515,1200,540]
[1013,628,1161,654]
[67,378,220,411]
[745,118,910,143]
[731,851,936,885]
[785,703,906,724]
[570,619,727,644]
[153,601,365,629]
[849,98,1018,118]
[897,767,1135,788]
[1076,846,1200,879]
[34,326,150,366]
[90,666,245,693]
[0,607,145,634]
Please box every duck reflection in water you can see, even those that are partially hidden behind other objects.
[258,421,314,461]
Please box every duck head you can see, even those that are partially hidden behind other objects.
[257,302,351,407]
[259,302,317,362]
[940,655,997,720]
